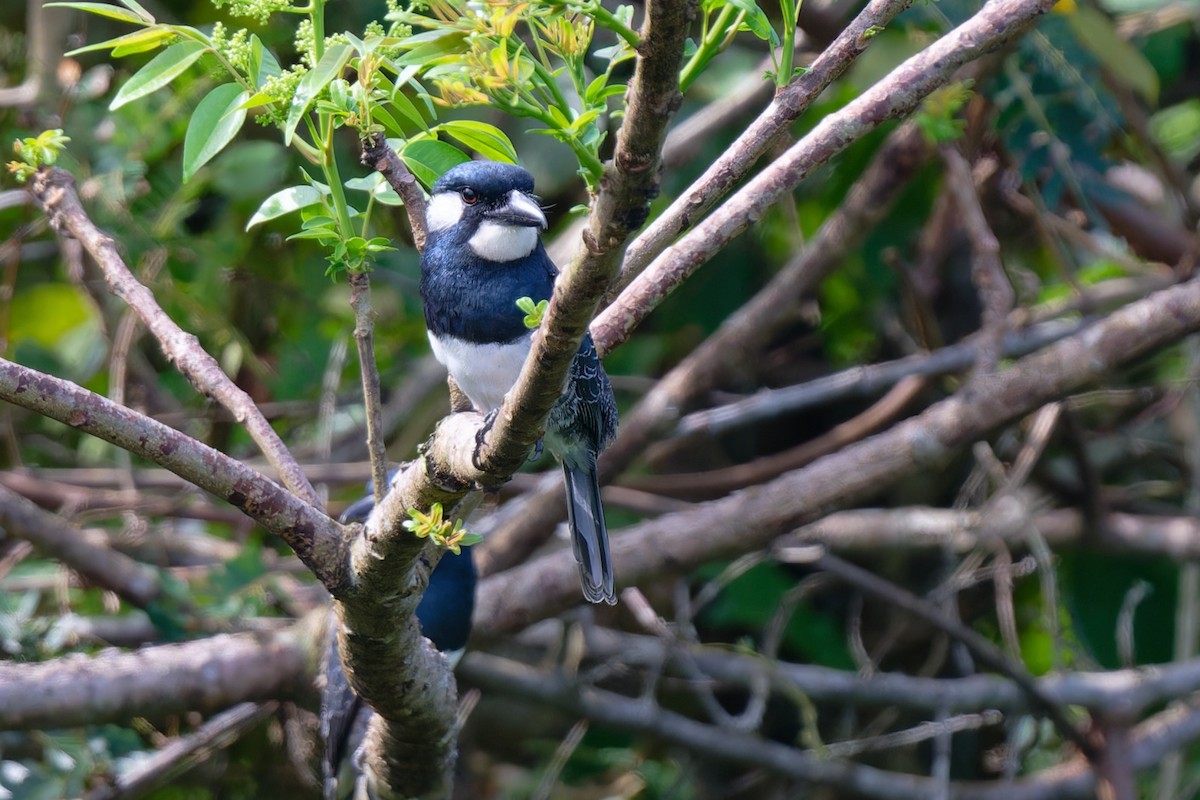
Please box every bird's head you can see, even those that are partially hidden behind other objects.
[426,161,548,263]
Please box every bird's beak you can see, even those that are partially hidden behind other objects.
[491,190,547,230]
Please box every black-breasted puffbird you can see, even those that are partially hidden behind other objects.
[321,490,477,800]
[420,160,619,605]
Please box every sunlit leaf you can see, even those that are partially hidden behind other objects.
[283,43,352,145]
[116,0,154,22]
[249,34,281,88]
[400,138,470,188]
[437,120,517,163]
[65,26,174,57]
[44,2,147,25]
[246,184,323,229]
[109,39,207,109]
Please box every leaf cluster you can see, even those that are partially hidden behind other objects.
[6,129,71,183]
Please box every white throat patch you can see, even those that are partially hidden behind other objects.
[469,222,537,262]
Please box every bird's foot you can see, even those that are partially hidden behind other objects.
[472,408,500,471]
[528,437,544,463]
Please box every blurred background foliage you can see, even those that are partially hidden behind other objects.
[2,0,1200,796]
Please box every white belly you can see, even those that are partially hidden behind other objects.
[427,332,531,412]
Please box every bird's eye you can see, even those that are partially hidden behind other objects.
[460,188,478,205]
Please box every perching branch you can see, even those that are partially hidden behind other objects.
[369,0,696,570]
[480,120,934,575]
[465,0,697,478]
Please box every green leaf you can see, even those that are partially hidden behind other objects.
[236,90,276,111]
[726,0,780,45]
[389,88,431,131]
[437,120,517,163]
[346,173,405,206]
[393,29,469,67]
[399,138,469,188]
[371,105,408,139]
[1150,99,1200,161]
[287,228,339,242]
[283,42,352,146]
[44,2,147,25]
[300,214,337,230]
[109,39,207,110]
[248,34,281,89]
[246,184,323,229]
[66,26,174,57]
[182,83,248,183]
[111,27,182,57]
[116,0,154,22]
[585,74,626,106]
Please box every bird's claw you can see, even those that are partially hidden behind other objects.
[529,437,544,463]
[472,408,500,471]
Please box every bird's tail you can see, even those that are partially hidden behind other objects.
[562,461,616,604]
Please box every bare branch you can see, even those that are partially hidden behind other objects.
[0,617,318,729]
[511,623,1200,717]
[595,0,1057,352]
[361,131,428,251]
[83,702,279,800]
[0,358,347,589]
[347,271,390,504]
[675,317,1085,440]
[475,277,1200,632]
[811,551,1093,755]
[0,484,164,608]
[459,650,1200,800]
[943,147,1014,374]
[613,0,916,294]
[27,168,320,507]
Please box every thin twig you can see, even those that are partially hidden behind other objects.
[811,552,1095,757]
[83,702,279,800]
[0,484,164,609]
[361,132,428,251]
[942,147,1013,375]
[348,272,389,504]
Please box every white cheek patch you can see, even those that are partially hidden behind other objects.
[427,332,532,412]
[426,192,464,232]
[469,222,538,263]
